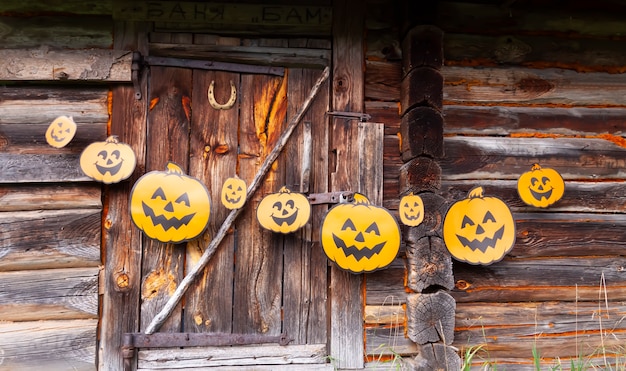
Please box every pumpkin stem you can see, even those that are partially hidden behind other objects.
[105,135,120,144]
[278,186,291,193]
[352,193,371,205]
[165,162,185,175]
[467,186,484,199]
[531,163,542,171]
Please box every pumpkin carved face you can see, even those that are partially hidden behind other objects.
[399,192,424,227]
[45,115,77,148]
[321,193,401,273]
[256,186,310,233]
[517,164,564,208]
[80,135,136,184]
[221,176,247,209]
[443,186,515,265]
[130,162,211,243]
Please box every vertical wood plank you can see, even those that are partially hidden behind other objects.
[184,70,239,333]
[139,66,191,332]
[331,0,366,367]
[99,20,149,371]
[234,73,286,335]
[282,68,330,344]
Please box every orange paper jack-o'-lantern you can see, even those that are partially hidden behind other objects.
[321,193,401,273]
[221,176,247,209]
[517,164,564,208]
[399,192,424,227]
[80,135,136,184]
[443,186,515,265]
[130,162,211,243]
[256,186,310,233]
[45,115,77,148]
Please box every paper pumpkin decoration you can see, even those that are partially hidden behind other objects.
[221,176,247,209]
[80,135,136,184]
[443,186,515,265]
[517,164,564,208]
[321,193,401,273]
[256,186,310,233]
[130,162,211,243]
[45,115,77,148]
[399,192,424,227]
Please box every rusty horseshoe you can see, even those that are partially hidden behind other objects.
[208,80,237,110]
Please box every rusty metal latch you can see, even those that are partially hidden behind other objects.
[131,51,143,100]
[326,111,371,122]
[308,191,354,205]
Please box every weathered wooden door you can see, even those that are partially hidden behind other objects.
[132,64,330,366]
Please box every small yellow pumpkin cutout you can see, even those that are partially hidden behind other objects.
[321,193,401,273]
[130,162,211,243]
[221,176,247,209]
[399,192,424,227]
[443,186,515,265]
[80,135,136,184]
[517,163,564,208]
[256,186,310,234]
[45,115,77,148]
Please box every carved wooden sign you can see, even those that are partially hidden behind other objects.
[113,1,332,34]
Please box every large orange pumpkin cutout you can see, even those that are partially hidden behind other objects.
[130,162,211,243]
[399,192,424,227]
[80,135,136,184]
[443,186,515,265]
[221,176,247,210]
[321,193,401,273]
[517,163,564,208]
[256,186,310,234]
[45,115,77,148]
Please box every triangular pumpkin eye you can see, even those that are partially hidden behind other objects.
[151,187,166,200]
[175,193,190,206]
[542,176,550,185]
[462,215,474,228]
[483,211,496,223]
[341,219,356,231]
[365,222,380,235]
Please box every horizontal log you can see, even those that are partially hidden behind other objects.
[0,15,112,49]
[399,106,444,161]
[366,258,407,306]
[443,105,626,135]
[365,325,418,357]
[400,67,443,115]
[366,62,626,106]
[401,25,444,72]
[406,291,456,344]
[454,301,626,366]
[0,319,97,371]
[405,236,454,292]
[438,136,626,181]
[443,66,626,106]
[138,343,328,369]
[365,305,405,325]
[0,153,91,183]
[0,122,107,154]
[437,2,626,39]
[365,101,400,135]
[444,33,626,73]
[0,209,101,271]
[0,267,99,321]
[0,48,131,81]
[0,86,109,125]
[0,184,101,211]
[452,256,626,302]
[149,43,330,68]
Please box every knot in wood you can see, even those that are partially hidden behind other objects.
[455,279,471,290]
[116,273,130,291]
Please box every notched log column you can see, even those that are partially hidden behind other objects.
[400,25,459,367]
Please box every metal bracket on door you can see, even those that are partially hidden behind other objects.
[308,191,355,205]
[131,51,144,100]
[326,111,371,122]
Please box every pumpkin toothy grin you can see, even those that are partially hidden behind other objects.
[96,161,123,176]
[403,211,421,221]
[456,225,505,253]
[271,209,299,226]
[142,202,196,231]
[529,188,552,201]
[332,234,386,261]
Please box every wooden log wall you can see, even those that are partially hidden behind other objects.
[0,5,117,370]
[364,0,626,369]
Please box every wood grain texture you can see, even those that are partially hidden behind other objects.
[406,291,456,345]
[405,236,454,292]
[0,267,98,321]
[0,48,131,81]
[0,184,101,212]
[0,319,98,371]
[0,209,100,271]
[330,0,366,367]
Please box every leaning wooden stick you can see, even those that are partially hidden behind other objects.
[145,66,330,334]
